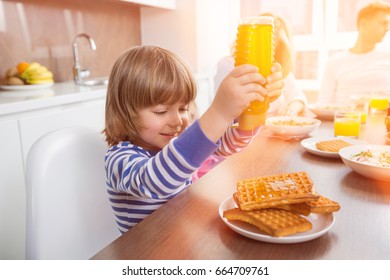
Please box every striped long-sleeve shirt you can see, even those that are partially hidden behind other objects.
[105,120,259,233]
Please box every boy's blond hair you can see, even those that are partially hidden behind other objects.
[357,1,390,26]
[104,46,197,146]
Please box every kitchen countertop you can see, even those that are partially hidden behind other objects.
[0,81,107,116]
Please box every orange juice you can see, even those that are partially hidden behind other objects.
[334,112,361,138]
[369,96,389,111]
[360,112,367,124]
[234,16,274,130]
[349,110,367,123]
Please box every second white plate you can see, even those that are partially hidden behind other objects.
[300,137,366,158]
[219,197,335,244]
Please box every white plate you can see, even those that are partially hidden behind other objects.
[349,94,371,104]
[0,83,53,91]
[339,145,390,181]
[308,103,355,120]
[219,197,335,244]
[265,116,321,137]
[301,137,366,158]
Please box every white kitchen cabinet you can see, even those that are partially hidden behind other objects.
[120,0,176,9]
[0,85,106,260]
[0,119,26,260]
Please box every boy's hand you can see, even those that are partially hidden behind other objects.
[199,63,285,142]
[211,64,267,122]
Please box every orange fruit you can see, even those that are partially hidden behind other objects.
[17,62,30,75]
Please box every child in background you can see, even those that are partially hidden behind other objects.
[103,45,283,233]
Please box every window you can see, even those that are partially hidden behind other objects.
[240,0,390,90]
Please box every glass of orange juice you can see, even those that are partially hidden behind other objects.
[369,91,389,114]
[334,111,361,138]
[352,103,369,124]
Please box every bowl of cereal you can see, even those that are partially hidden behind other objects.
[265,116,321,137]
[339,145,390,181]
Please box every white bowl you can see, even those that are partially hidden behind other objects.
[339,145,390,181]
[265,116,321,137]
[308,103,356,120]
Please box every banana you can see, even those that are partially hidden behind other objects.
[20,62,42,79]
[25,71,53,80]
[26,78,54,85]
[24,66,49,77]
[17,62,54,84]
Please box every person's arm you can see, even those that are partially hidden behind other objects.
[318,59,337,103]
[214,125,260,157]
[105,121,218,199]
[277,73,307,116]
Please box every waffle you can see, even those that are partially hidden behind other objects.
[305,196,341,213]
[273,195,340,215]
[273,203,311,216]
[223,208,312,237]
[316,139,352,152]
[235,171,319,211]
[234,191,312,216]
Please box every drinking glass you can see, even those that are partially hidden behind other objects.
[334,111,361,138]
[369,91,390,114]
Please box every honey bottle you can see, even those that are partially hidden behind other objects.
[234,16,275,130]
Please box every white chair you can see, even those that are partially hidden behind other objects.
[25,126,120,260]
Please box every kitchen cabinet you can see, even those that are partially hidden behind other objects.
[0,119,26,260]
[0,83,106,259]
[121,0,176,9]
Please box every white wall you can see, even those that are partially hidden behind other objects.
[140,0,197,71]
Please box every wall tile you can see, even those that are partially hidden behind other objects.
[0,0,141,83]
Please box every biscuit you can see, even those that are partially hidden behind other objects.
[235,171,319,211]
[223,208,312,237]
[273,195,340,215]
[316,139,352,152]
[305,196,341,213]
[273,203,311,216]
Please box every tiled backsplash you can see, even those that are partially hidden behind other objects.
[0,0,141,84]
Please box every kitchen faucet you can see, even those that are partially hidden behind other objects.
[72,33,96,85]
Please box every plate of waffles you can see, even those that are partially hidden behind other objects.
[301,137,366,158]
[219,197,335,244]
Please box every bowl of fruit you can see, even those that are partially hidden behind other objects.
[1,61,54,91]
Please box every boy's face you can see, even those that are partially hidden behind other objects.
[362,12,390,43]
[133,102,190,151]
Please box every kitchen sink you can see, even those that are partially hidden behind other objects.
[77,77,108,86]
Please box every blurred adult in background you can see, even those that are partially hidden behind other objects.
[318,1,390,103]
[214,13,307,117]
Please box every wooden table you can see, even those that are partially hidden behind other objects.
[92,113,390,260]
